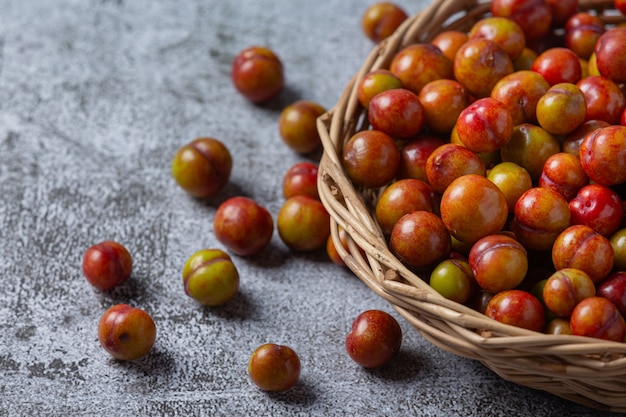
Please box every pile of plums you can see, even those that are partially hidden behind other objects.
[344,0,626,341]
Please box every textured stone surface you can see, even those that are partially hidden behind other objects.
[0,1,620,416]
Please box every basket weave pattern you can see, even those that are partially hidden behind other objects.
[318,0,626,412]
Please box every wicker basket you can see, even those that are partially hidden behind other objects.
[317,0,626,412]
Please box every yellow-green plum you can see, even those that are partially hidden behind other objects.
[429,258,476,304]
[182,249,239,306]
[487,162,533,213]
[536,83,587,136]
[501,123,560,182]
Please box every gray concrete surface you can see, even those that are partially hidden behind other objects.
[0,0,622,416]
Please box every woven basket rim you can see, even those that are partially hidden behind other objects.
[317,0,626,412]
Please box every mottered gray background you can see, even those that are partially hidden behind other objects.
[0,0,621,416]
